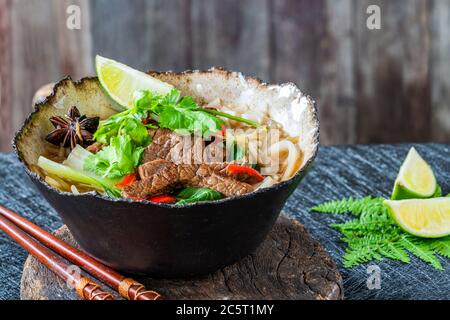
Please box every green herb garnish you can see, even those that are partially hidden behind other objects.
[311,196,450,270]
[203,109,261,128]
[135,89,260,134]
[134,89,225,136]
[176,187,223,205]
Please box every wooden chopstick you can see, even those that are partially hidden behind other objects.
[0,214,113,300]
[0,205,161,300]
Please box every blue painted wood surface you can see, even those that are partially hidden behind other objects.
[0,144,449,300]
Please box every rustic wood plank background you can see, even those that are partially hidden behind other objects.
[0,0,449,152]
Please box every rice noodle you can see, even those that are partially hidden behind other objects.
[47,174,72,191]
[224,111,303,181]
[268,140,300,180]
[45,176,62,190]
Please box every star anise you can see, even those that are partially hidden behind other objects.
[45,106,100,150]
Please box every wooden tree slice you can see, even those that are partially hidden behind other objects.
[20,216,343,300]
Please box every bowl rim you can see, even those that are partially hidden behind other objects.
[13,68,320,209]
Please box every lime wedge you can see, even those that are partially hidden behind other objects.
[384,198,450,238]
[95,55,173,110]
[391,147,438,200]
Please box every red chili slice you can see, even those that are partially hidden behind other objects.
[148,194,177,204]
[227,164,264,183]
[115,173,137,187]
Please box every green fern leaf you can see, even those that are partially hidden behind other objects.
[331,217,395,238]
[399,236,443,270]
[343,247,375,268]
[311,196,384,216]
[378,243,411,263]
[311,196,448,271]
[342,242,385,268]
[359,206,390,223]
[342,233,393,265]
[429,237,450,258]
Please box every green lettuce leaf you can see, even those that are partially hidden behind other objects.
[84,135,144,179]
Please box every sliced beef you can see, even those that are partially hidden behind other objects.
[189,172,254,197]
[122,160,254,199]
[137,159,175,178]
[189,163,254,196]
[144,129,177,162]
[144,128,226,164]
[123,160,180,198]
[144,128,204,164]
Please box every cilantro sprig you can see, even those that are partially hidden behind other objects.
[134,89,260,135]
[151,90,224,136]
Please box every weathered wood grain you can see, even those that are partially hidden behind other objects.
[271,0,326,95]
[320,0,356,144]
[89,0,150,71]
[145,0,192,71]
[0,0,12,151]
[91,0,193,72]
[1,0,450,152]
[10,0,92,142]
[20,216,343,300]
[354,0,432,143]
[53,0,94,78]
[270,0,356,144]
[11,0,60,133]
[430,0,450,142]
[191,0,271,81]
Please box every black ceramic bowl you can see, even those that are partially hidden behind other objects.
[14,69,319,277]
